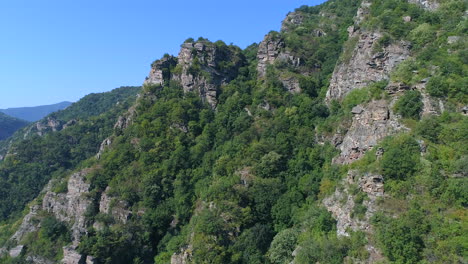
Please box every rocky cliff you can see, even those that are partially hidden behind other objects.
[145,40,244,108]
[326,30,411,103]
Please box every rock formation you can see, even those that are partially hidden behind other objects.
[326,30,411,102]
[145,40,244,108]
[144,55,178,86]
[408,0,440,11]
[323,170,385,262]
[333,100,406,164]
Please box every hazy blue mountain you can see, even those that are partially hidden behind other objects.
[0,101,72,122]
[0,112,29,140]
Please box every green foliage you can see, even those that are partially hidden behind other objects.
[381,134,421,180]
[373,208,428,264]
[0,113,28,140]
[394,90,423,119]
[0,86,139,221]
[2,0,467,263]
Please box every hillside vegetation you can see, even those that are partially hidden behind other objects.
[0,0,466,263]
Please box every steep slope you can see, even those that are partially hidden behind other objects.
[1,0,466,263]
[0,113,28,140]
[0,101,72,122]
[0,86,140,224]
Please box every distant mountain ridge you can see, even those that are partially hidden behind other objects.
[0,101,72,122]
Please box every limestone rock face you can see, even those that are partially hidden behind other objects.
[42,170,92,246]
[98,187,132,224]
[114,105,137,132]
[281,11,304,32]
[408,0,440,11]
[256,34,302,92]
[326,31,410,102]
[323,170,385,262]
[333,100,406,164]
[9,245,24,258]
[62,246,85,264]
[34,117,63,136]
[144,55,178,86]
[171,245,193,264]
[172,41,243,108]
[10,205,40,243]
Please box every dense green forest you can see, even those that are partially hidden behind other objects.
[0,0,466,263]
[0,113,28,141]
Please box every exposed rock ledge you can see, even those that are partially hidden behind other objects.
[326,31,410,103]
[323,170,385,263]
[333,100,406,165]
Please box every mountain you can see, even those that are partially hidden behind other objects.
[0,113,29,140]
[0,101,72,122]
[0,0,466,263]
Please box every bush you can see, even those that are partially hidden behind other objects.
[394,90,423,119]
[381,135,421,180]
[426,76,449,98]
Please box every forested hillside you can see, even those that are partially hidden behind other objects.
[0,0,466,263]
[0,113,28,141]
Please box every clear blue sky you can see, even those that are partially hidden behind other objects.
[0,0,326,108]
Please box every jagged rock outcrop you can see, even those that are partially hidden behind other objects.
[170,41,243,108]
[323,170,384,262]
[171,246,192,264]
[144,55,178,86]
[413,81,445,116]
[62,246,85,264]
[9,205,40,243]
[326,31,411,102]
[281,11,304,32]
[43,170,92,246]
[42,169,92,263]
[333,100,406,164]
[1,170,93,263]
[114,105,137,132]
[98,187,131,223]
[408,0,440,11]
[96,137,112,159]
[256,34,302,92]
[35,117,63,136]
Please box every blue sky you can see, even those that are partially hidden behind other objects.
[0,0,326,108]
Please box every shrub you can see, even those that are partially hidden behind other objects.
[381,135,421,180]
[394,90,423,119]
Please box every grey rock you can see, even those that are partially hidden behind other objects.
[114,105,137,131]
[333,100,405,164]
[414,82,445,116]
[326,31,410,103]
[351,106,364,114]
[144,55,178,86]
[10,205,40,243]
[9,245,24,258]
[281,12,304,32]
[171,246,192,264]
[403,16,412,22]
[42,170,92,246]
[62,246,85,264]
[408,0,440,11]
[447,36,461,44]
[98,187,132,224]
[86,256,97,264]
[35,117,63,136]
[171,41,242,108]
[26,255,54,264]
[96,137,112,159]
[323,170,385,262]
